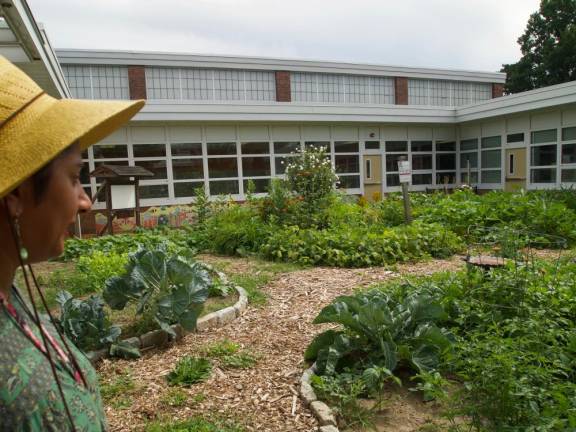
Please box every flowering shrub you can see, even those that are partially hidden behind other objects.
[285,147,339,207]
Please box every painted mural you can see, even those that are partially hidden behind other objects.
[94,205,196,234]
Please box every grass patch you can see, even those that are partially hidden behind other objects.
[203,339,258,369]
[100,369,140,410]
[167,356,212,387]
[145,415,244,432]
[228,273,270,306]
[160,388,191,407]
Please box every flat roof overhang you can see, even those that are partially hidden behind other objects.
[134,102,457,124]
[0,0,69,98]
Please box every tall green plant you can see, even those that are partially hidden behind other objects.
[285,147,338,226]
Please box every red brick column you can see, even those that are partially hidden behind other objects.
[128,66,147,100]
[275,71,291,102]
[492,83,504,98]
[395,77,408,105]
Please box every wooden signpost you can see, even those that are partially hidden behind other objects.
[398,158,412,224]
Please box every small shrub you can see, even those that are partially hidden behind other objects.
[167,356,212,386]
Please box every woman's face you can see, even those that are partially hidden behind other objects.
[18,146,91,262]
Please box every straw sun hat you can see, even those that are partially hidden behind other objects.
[0,56,145,198]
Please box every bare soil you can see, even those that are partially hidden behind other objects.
[98,255,465,431]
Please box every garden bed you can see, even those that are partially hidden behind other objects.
[96,255,465,431]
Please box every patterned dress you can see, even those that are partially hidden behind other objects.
[0,288,107,431]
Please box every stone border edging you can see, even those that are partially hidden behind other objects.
[300,363,339,432]
[86,264,248,364]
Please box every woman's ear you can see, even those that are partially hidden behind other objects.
[2,185,26,219]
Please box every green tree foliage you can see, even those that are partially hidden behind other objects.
[502,0,576,93]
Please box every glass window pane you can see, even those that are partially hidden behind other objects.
[334,141,359,153]
[385,141,407,152]
[562,144,576,164]
[386,154,408,171]
[136,160,167,179]
[335,155,359,174]
[386,173,400,187]
[411,141,432,152]
[139,184,168,199]
[242,157,271,176]
[336,175,360,189]
[305,141,330,151]
[412,154,432,170]
[531,145,557,166]
[274,142,300,154]
[562,127,576,141]
[481,150,501,169]
[208,158,238,178]
[531,168,556,183]
[507,133,524,143]
[274,156,296,175]
[207,142,237,156]
[461,171,478,184]
[244,178,270,193]
[133,144,166,158]
[436,154,456,170]
[481,136,501,149]
[531,129,557,144]
[460,152,478,169]
[412,173,432,185]
[80,163,90,184]
[561,169,576,182]
[171,143,202,156]
[173,159,203,180]
[436,141,455,152]
[93,144,128,159]
[209,180,239,195]
[365,141,380,150]
[241,142,269,154]
[481,170,501,183]
[175,182,203,198]
[436,172,456,184]
[460,138,478,151]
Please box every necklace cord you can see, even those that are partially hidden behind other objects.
[3,200,77,432]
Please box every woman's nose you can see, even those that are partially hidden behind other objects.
[78,187,92,213]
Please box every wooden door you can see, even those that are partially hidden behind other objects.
[505,148,527,192]
[363,155,382,201]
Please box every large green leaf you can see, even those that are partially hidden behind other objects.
[130,249,168,293]
[304,329,341,361]
[103,276,139,310]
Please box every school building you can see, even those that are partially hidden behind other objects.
[3,0,576,232]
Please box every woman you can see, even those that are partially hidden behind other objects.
[0,56,144,431]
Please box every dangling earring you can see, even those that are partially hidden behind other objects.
[13,217,29,261]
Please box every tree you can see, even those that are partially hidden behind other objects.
[502,0,576,94]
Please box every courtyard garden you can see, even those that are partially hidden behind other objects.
[29,147,576,431]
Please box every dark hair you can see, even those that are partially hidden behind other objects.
[32,144,77,203]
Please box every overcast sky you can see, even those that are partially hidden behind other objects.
[28,0,541,72]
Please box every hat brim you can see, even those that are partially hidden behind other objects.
[0,97,145,198]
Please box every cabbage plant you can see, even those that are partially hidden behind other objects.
[305,291,453,376]
[103,246,210,337]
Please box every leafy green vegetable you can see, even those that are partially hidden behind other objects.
[307,290,452,377]
[103,246,210,337]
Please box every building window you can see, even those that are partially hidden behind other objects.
[460,138,478,184]
[530,141,557,184]
[561,126,576,184]
[146,67,275,102]
[62,65,129,100]
[480,136,502,184]
[435,140,456,185]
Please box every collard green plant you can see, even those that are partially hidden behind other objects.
[103,246,210,337]
[306,290,452,377]
[56,291,140,358]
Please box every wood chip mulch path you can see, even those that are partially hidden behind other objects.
[98,256,465,432]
